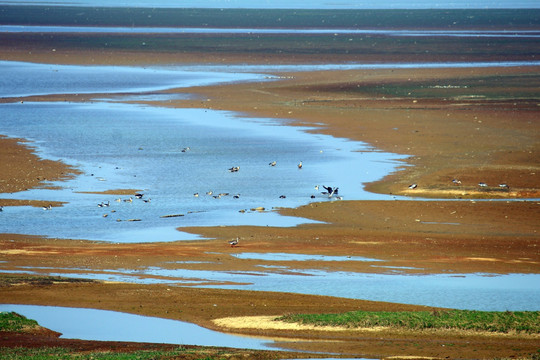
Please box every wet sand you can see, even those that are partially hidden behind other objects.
[1,26,540,359]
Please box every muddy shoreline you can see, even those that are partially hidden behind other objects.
[1,12,539,358]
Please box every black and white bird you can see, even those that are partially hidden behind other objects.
[229,238,239,247]
[323,185,339,197]
[228,166,240,172]
[478,182,488,187]
[269,161,276,166]
[408,183,418,189]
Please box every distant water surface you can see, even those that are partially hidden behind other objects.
[0,0,538,8]
[2,26,539,38]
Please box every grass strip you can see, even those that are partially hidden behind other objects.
[0,346,220,359]
[0,312,39,332]
[276,309,540,334]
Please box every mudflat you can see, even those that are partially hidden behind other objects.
[0,6,539,359]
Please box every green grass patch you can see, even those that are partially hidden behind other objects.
[276,309,540,334]
[0,312,39,332]
[0,346,269,359]
[0,347,205,359]
[0,274,95,287]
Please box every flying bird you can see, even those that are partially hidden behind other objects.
[323,185,339,197]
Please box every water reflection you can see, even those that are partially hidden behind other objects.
[0,304,276,350]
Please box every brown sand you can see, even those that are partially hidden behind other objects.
[1,44,539,359]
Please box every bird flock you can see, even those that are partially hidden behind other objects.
[407,179,511,191]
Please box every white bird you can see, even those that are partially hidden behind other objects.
[478,182,488,187]
[229,238,239,247]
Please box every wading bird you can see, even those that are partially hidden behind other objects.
[229,238,239,247]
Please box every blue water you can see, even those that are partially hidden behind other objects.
[0,0,538,9]
[4,266,540,311]
[2,26,540,38]
[0,61,407,242]
[0,61,270,98]
[0,304,277,350]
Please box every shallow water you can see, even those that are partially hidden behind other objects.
[7,265,539,311]
[0,304,277,350]
[0,61,271,98]
[3,26,539,38]
[233,252,382,262]
[0,60,408,241]
[0,0,538,8]
[1,59,538,314]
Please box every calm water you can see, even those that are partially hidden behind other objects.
[0,304,277,350]
[0,59,538,319]
[6,266,538,311]
[0,0,538,8]
[0,61,406,241]
[2,26,540,38]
